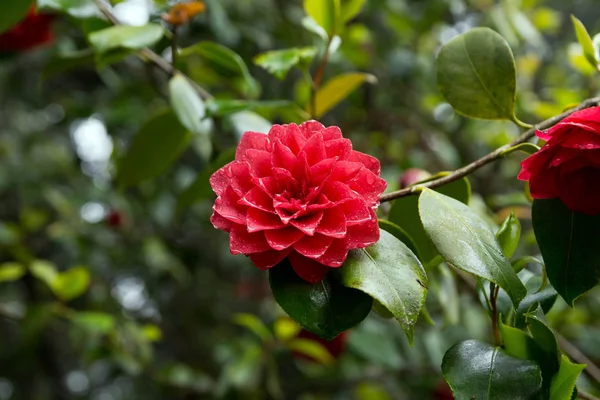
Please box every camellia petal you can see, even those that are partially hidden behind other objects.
[288,251,330,284]
[236,131,269,160]
[250,249,291,270]
[230,226,271,254]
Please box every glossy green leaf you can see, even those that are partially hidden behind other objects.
[514,271,558,328]
[550,355,585,400]
[525,305,559,358]
[38,0,97,18]
[337,230,427,344]
[309,73,376,118]
[532,198,600,305]
[341,0,366,22]
[419,189,526,307]
[180,41,260,98]
[117,109,192,187]
[53,266,90,301]
[0,262,25,282]
[442,340,542,399]
[0,0,34,35]
[571,15,598,68]
[286,338,334,365]
[88,24,164,54]
[388,175,470,264]
[254,47,317,80]
[70,312,115,334]
[437,27,517,120]
[169,74,210,135]
[233,313,274,342]
[303,0,341,37]
[269,259,372,340]
[377,219,418,256]
[496,211,521,258]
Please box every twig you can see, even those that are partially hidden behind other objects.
[578,389,600,400]
[92,0,212,100]
[557,333,600,387]
[380,97,600,203]
[489,282,501,346]
[310,36,334,118]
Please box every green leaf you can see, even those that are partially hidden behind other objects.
[303,0,341,37]
[377,219,418,257]
[437,27,517,120]
[30,260,59,287]
[571,15,598,68]
[286,338,335,365]
[169,74,209,136]
[70,311,115,334]
[496,211,521,258]
[550,355,586,400]
[309,73,376,118]
[443,340,542,399]
[37,0,97,18]
[388,175,470,264]
[0,263,25,282]
[532,198,600,305]
[233,313,274,342]
[500,142,541,156]
[0,0,34,35]
[53,266,90,301]
[254,47,317,80]
[42,50,95,81]
[341,0,366,23]
[117,109,192,187]
[514,271,558,328]
[88,24,164,54]
[269,259,372,341]
[228,111,272,136]
[301,16,329,40]
[337,230,427,344]
[419,189,526,307]
[525,305,559,358]
[205,99,309,122]
[180,41,260,98]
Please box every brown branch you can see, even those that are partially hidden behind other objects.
[380,97,600,203]
[578,389,600,400]
[92,0,213,100]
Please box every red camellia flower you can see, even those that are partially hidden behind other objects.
[518,107,600,215]
[210,121,387,283]
[0,7,54,53]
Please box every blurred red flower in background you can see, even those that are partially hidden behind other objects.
[294,329,349,361]
[0,7,54,53]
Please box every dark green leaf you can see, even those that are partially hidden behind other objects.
[514,270,558,328]
[437,27,517,120]
[269,259,372,340]
[419,189,526,307]
[377,219,418,256]
[254,47,317,80]
[42,50,94,80]
[0,0,34,35]
[532,198,600,305]
[549,355,585,400]
[496,211,521,258]
[525,304,560,358]
[388,175,470,264]
[117,109,192,187]
[88,24,164,54]
[443,340,542,400]
[205,99,309,121]
[337,230,427,344]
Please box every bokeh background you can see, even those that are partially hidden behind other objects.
[1,0,600,398]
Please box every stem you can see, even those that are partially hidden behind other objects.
[93,0,212,100]
[310,36,334,119]
[380,97,600,203]
[578,389,600,400]
[171,26,179,71]
[511,115,534,129]
[489,282,501,346]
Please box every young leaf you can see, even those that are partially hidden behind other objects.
[496,211,521,258]
[532,198,600,305]
[341,0,366,23]
[309,72,376,118]
[70,312,115,334]
[53,266,90,301]
[88,24,164,54]
[0,263,25,282]
[254,47,317,80]
[388,174,470,264]
[286,338,335,365]
[442,340,542,399]
[269,259,372,340]
[169,74,209,135]
[336,230,428,344]
[550,355,586,400]
[419,189,526,307]
[117,109,192,187]
[303,0,341,37]
[0,0,34,35]
[571,15,598,68]
[233,313,274,342]
[437,27,517,120]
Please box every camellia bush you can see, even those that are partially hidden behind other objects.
[2,0,600,399]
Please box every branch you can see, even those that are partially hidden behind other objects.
[380,97,600,203]
[557,333,600,387]
[92,0,213,100]
[578,389,600,400]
